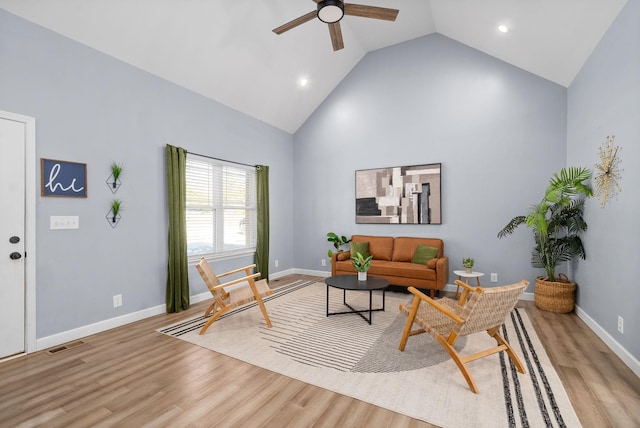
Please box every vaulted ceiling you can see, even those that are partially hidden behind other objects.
[0,0,628,133]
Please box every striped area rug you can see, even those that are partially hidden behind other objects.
[159,281,581,428]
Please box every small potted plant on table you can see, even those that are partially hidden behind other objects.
[462,257,474,274]
[352,252,373,281]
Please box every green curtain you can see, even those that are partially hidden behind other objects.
[255,165,270,280]
[165,144,190,312]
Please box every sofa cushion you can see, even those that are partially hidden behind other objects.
[392,237,444,262]
[368,260,437,280]
[336,252,350,261]
[349,241,370,259]
[351,235,394,261]
[427,258,438,269]
[412,244,439,264]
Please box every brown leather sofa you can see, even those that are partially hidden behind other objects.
[331,235,449,297]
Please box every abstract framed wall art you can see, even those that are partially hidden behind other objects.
[41,158,88,197]
[355,163,441,224]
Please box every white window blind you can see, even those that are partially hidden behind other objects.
[185,155,256,259]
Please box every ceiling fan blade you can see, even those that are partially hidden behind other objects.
[328,22,345,51]
[344,4,399,21]
[273,10,317,34]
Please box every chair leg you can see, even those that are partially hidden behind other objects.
[398,296,421,351]
[249,281,272,328]
[255,296,272,328]
[199,306,232,335]
[491,331,526,374]
[203,302,218,317]
[436,335,480,394]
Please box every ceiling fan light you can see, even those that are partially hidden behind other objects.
[317,0,344,24]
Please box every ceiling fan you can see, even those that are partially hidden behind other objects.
[272,0,399,51]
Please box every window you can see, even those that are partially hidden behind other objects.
[185,155,256,259]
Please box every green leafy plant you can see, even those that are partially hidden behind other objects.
[351,252,373,272]
[327,232,350,258]
[110,162,123,188]
[498,167,592,282]
[111,199,122,222]
[462,258,474,269]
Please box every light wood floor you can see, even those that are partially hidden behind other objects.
[1,274,638,427]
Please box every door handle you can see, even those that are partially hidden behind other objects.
[9,252,22,260]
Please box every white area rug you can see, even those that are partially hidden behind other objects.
[159,280,581,428]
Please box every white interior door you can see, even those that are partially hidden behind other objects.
[0,113,31,358]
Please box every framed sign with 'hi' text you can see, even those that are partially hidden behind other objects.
[40,158,88,197]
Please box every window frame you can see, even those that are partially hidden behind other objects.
[185,154,257,263]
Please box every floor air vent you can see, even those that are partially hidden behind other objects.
[48,340,85,354]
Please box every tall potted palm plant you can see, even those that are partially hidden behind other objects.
[498,167,593,313]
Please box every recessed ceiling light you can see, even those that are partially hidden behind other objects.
[299,78,309,87]
[498,25,509,33]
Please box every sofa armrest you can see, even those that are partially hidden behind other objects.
[331,251,351,275]
[331,252,339,275]
[435,256,449,289]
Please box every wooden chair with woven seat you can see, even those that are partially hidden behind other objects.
[398,279,529,393]
[195,257,273,335]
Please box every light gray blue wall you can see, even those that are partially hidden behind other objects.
[567,1,640,359]
[0,10,294,338]
[293,34,567,291]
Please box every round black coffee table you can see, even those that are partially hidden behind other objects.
[325,275,389,324]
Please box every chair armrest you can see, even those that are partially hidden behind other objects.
[407,286,465,324]
[216,264,257,278]
[214,272,261,290]
[454,279,480,306]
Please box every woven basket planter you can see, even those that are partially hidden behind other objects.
[534,274,576,313]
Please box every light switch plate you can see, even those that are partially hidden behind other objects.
[50,216,79,230]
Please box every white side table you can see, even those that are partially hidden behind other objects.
[453,270,485,299]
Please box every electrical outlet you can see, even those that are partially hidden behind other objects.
[321,259,326,267]
[274,259,279,268]
[113,294,122,308]
[491,273,498,282]
[618,316,624,334]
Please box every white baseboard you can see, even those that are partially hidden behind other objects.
[292,268,330,277]
[574,305,640,378]
[442,285,638,377]
[36,304,167,351]
[36,291,214,351]
[34,271,323,351]
[191,291,211,304]
[269,268,296,280]
[36,276,638,380]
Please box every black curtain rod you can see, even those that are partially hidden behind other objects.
[187,151,256,168]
